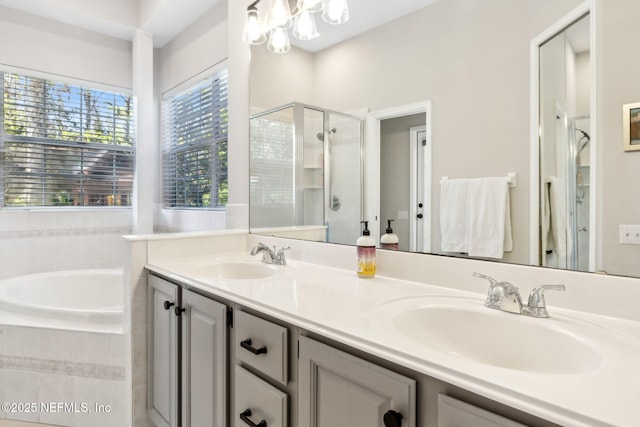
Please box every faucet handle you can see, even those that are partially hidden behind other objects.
[525,284,565,317]
[472,272,498,289]
[274,246,290,265]
[527,284,565,308]
[277,246,291,256]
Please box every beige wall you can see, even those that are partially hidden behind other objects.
[0,5,132,89]
[249,45,315,114]
[157,1,228,94]
[599,0,640,277]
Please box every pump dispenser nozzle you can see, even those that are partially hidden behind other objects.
[360,220,371,236]
[381,219,399,250]
[385,219,394,233]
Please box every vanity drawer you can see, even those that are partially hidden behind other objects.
[234,310,289,384]
[234,365,288,427]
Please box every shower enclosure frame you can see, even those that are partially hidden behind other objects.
[249,102,365,242]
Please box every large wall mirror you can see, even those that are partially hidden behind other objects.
[249,0,640,278]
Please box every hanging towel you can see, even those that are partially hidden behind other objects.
[467,177,512,259]
[440,178,471,253]
[440,177,512,259]
[541,178,555,267]
[548,176,568,268]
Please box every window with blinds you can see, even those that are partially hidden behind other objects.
[0,72,135,207]
[162,68,228,209]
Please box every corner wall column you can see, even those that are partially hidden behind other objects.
[133,29,157,234]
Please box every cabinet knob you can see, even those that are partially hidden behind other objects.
[163,301,174,310]
[174,306,186,316]
[383,409,403,427]
[240,408,267,427]
[240,338,268,355]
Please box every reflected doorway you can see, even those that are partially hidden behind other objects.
[534,8,595,272]
[379,115,430,252]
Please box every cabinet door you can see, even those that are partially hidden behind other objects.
[149,275,179,427]
[438,395,528,427]
[299,336,416,427]
[181,290,228,427]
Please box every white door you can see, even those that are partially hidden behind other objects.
[409,125,431,253]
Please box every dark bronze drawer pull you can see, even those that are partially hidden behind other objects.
[240,408,267,427]
[240,338,268,355]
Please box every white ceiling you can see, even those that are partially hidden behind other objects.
[0,0,223,47]
[291,0,443,52]
[0,0,442,49]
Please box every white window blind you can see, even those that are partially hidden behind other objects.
[1,72,135,207]
[162,68,228,209]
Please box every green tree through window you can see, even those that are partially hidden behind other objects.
[1,72,135,207]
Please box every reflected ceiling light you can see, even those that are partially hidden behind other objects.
[243,6,267,45]
[322,0,349,25]
[267,27,292,53]
[243,0,350,54]
[292,11,319,41]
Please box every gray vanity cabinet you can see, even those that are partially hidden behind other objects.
[437,394,528,427]
[149,275,180,427]
[298,335,416,427]
[148,274,228,427]
[181,289,227,427]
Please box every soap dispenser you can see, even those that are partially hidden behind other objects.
[356,221,376,278]
[380,219,399,250]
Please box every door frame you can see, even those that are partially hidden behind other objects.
[529,0,598,271]
[409,125,431,252]
[366,101,432,246]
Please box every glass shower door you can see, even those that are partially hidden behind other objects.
[324,112,362,245]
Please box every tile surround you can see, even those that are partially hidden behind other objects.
[0,210,132,280]
[0,325,125,427]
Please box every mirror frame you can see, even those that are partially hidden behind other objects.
[529,0,597,270]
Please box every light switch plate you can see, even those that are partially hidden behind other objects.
[619,225,640,244]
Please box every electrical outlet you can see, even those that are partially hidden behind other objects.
[397,210,409,220]
[619,225,640,244]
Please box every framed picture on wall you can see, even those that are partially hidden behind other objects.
[623,102,640,151]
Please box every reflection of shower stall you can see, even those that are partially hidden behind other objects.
[567,116,591,271]
[249,103,363,245]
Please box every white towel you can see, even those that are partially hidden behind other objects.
[541,178,554,267]
[548,176,569,268]
[440,177,512,259]
[467,177,512,259]
[440,178,471,253]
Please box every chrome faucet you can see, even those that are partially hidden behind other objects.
[472,273,565,318]
[250,243,290,265]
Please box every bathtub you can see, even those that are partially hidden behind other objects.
[0,269,123,324]
[0,269,126,427]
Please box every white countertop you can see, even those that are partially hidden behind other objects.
[146,253,640,427]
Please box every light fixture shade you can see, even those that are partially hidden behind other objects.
[292,11,319,40]
[297,0,323,13]
[267,27,291,54]
[243,7,266,45]
[321,0,349,25]
[268,0,292,29]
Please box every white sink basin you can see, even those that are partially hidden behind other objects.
[191,261,280,280]
[378,297,602,374]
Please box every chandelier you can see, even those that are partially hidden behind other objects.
[243,0,350,53]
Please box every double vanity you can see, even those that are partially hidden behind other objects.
[136,231,640,427]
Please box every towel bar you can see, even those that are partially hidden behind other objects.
[440,172,517,188]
